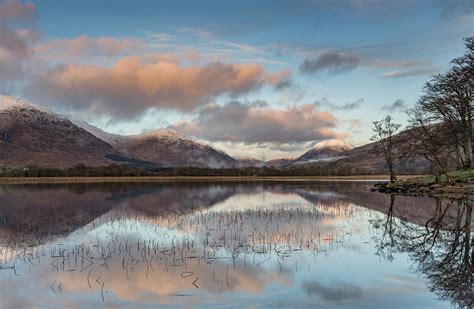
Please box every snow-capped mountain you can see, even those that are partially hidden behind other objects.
[290,140,352,165]
[0,95,119,168]
[75,122,239,168]
[119,129,240,168]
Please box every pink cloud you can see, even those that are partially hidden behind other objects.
[26,56,291,119]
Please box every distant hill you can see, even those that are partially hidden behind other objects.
[261,140,352,168]
[283,128,458,175]
[265,157,296,168]
[237,157,266,167]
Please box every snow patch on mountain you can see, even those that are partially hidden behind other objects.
[313,139,352,151]
[134,129,211,147]
[0,94,119,168]
[0,94,57,116]
[138,128,188,140]
[73,121,239,168]
[0,94,26,110]
[289,139,352,165]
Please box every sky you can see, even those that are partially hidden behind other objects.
[0,0,473,160]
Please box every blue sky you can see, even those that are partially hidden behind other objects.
[1,0,473,159]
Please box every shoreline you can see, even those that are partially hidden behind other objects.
[372,170,474,198]
[373,183,474,198]
[0,175,421,185]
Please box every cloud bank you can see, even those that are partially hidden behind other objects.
[169,101,342,144]
[26,57,290,119]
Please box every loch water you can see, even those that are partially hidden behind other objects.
[0,181,472,308]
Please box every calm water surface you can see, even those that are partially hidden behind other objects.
[0,181,472,308]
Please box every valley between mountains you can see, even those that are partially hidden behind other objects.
[0,94,435,174]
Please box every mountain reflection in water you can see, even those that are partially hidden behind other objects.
[0,182,472,308]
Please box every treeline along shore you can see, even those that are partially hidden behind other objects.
[0,163,414,179]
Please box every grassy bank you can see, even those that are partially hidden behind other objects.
[373,169,474,197]
[0,175,421,185]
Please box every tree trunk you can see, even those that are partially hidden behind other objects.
[389,165,397,184]
[456,142,465,170]
[463,203,472,265]
[464,131,472,169]
[467,103,473,169]
[435,169,441,183]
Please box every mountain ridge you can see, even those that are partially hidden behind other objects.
[74,120,240,168]
[0,95,120,168]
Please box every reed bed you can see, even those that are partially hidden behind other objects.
[0,202,365,302]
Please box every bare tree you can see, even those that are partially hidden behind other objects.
[371,115,401,184]
[418,37,474,169]
[406,107,453,184]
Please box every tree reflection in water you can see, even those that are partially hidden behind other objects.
[0,182,471,307]
[372,195,473,308]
